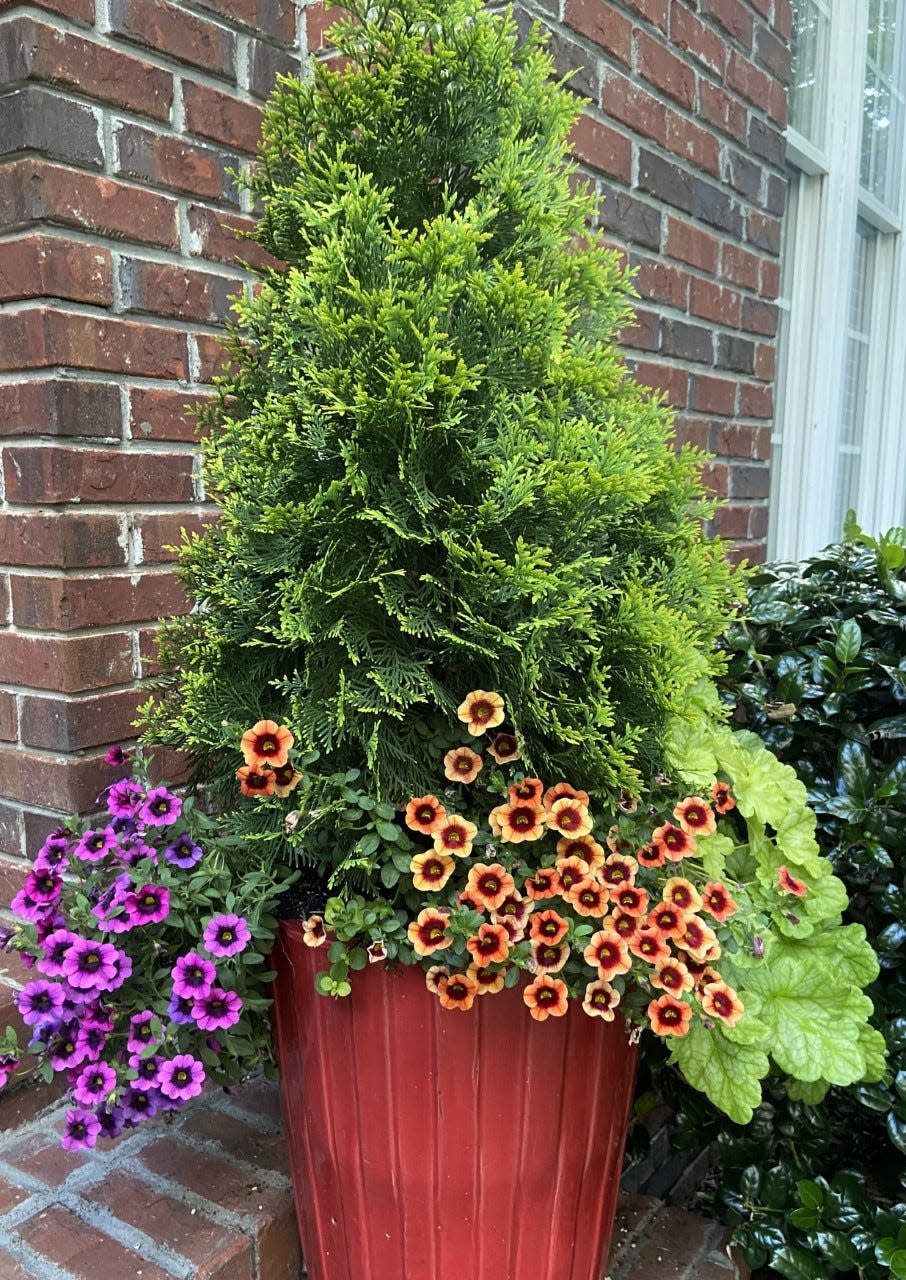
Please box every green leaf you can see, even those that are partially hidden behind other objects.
[834,618,862,663]
[375,821,400,843]
[670,1023,768,1124]
[769,1244,827,1280]
[380,863,400,888]
[797,1180,825,1210]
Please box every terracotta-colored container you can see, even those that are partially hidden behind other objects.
[272,920,638,1280]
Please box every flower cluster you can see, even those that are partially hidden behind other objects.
[1,756,292,1149]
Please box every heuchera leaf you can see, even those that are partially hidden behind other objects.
[670,1023,768,1124]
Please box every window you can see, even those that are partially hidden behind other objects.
[770,1,906,558]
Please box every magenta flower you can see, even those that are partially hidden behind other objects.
[9,887,48,924]
[106,778,144,819]
[34,834,70,873]
[128,1053,162,1086]
[163,833,203,869]
[73,827,118,863]
[105,745,129,767]
[117,839,157,868]
[106,951,132,992]
[127,1011,161,1054]
[171,952,216,1001]
[202,914,251,958]
[36,929,78,977]
[23,871,62,904]
[138,787,182,827]
[47,1027,91,1072]
[124,885,170,927]
[0,1054,20,1089]
[72,1062,117,1107]
[61,1107,102,1151]
[192,988,242,1032]
[158,1054,205,1103]
[61,939,120,992]
[77,1025,107,1062]
[120,1086,161,1123]
[16,980,66,1027]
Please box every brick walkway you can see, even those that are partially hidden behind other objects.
[0,1073,745,1280]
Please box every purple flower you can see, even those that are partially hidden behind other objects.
[138,787,182,828]
[105,745,129,767]
[106,951,133,992]
[120,1086,161,1123]
[10,887,48,924]
[107,778,144,819]
[202,914,251,958]
[127,1012,161,1054]
[23,870,62,904]
[128,1053,162,1086]
[92,874,133,933]
[0,924,12,952]
[124,884,170,927]
[73,827,118,863]
[34,834,70,873]
[61,1107,102,1151]
[37,929,78,977]
[158,1054,205,1103]
[77,1024,107,1062]
[116,839,157,868]
[171,952,216,1001]
[96,1104,125,1140]
[16,980,66,1027]
[72,1062,117,1107]
[192,988,242,1032]
[61,939,120,992]
[0,1054,20,1089]
[163,833,203,869]
[47,1026,91,1072]
[167,993,195,1024]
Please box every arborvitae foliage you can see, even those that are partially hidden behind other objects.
[141,0,741,814]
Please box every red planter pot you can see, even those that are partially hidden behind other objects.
[272,921,638,1280]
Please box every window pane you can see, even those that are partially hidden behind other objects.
[861,0,905,207]
[832,222,877,531]
[790,0,831,147]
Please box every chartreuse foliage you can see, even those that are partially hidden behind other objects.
[139,0,739,815]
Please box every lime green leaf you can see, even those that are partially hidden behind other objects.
[856,1021,888,1083]
[663,718,718,785]
[670,1023,768,1124]
[786,1078,830,1104]
[697,831,734,879]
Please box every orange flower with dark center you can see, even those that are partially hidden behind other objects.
[582,980,620,1020]
[495,915,524,943]
[701,881,738,922]
[466,923,511,968]
[532,941,569,972]
[433,815,478,858]
[701,980,744,1026]
[636,841,666,868]
[410,851,455,892]
[610,909,639,940]
[543,782,590,809]
[777,866,808,897]
[555,856,590,894]
[629,928,670,966]
[673,796,717,837]
[302,915,326,947]
[492,893,530,932]
[241,720,294,769]
[466,863,515,912]
[424,964,449,993]
[662,876,703,913]
[457,890,484,913]
[272,763,303,798]
[605,825,635,857]
[404,794,447,835]
[694,964,722,992]
[407,908,452,956]
[546,796,592,837]
[710,781,736,813]
[567,878,608,918]
[509,777,544,804]
[524,867,560,901]
[467,964,506,995]
[438,972,478,1011]
[556,835,606,871]
[583,930,631,978]
[646,903,686,941]
[236,766,276,798]
[487,733,520,764]
[674,915,718,960]
[498,801,547,843]
[647,994,693,1037]
[523,974,569,1021]
[529,909,569,945]
[651,959,694,994]
[443,747,483,784]
[488,804,505,838]
[613,885,649,917]
[457,690,505,736]
[651,823,696,862]
[601,854,638,889]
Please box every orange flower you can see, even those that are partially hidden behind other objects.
[700,980,745,1027]
[674,915,718,961]
[524,867,560,900]
[532,941,569,972]
[529,908,570,945]
[467,964,506,995]
[457,690,505,736]
[433,815,478,858]
[487,733,520,764]
[662,876,703,914]
[636,841,666,869]
[601,853,638,889]
[556,835,606,871]
[612,884,649,917]
[650,959,694,994]
[410,851,456,892]
[610,909,639,941]
[488,804,506,838]
[509,777,544,804]
[241,720,294,769]
[302,915,326,947]
[497,801,547,843]
[711,780,736,813]
[567,878,609,918]
[583,929,632,978]
[272,762,303,798]
[491,893,530,937]
[543,782,590,809]
[693,963,722,993]
[673,796,717,837]
[646,902,687,941]
[443,747,483,784]
[777,866,808,897]
[407,908,452,956]
[628,928,670,966]
[457,890,484,913]
[466,863,516,912]
[701,881,738,922]
[647,994,693,1037]
[605,825,636,857]
[554,856,590,894]
[404,794,447,836]
[618,790,639,815]
[651,822,697,861]
[438,972,478,1011]
[424,964,449,993]
[236,765,276,798]
[523,974,569,1021]
[582,980,621,1020]
[546,796,593,837]
[466,922,511,968]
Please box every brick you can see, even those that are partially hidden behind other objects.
[608,1194,662,1272]
[714,504,752,538]
[759,258,780,299]
[741,296,778,336]
[0,512,125,568]
[755,23,791,83]
[662,319,712,363]
[0,632,133,693]
[750,505,769,539]
[570,113,631,181]
[633,361,688,407]
[633,257,690,310]
[247,38,299,100]
[669,5,726,75]
[754,341,775,380]
[635,32,695,108]
[565,0,631,65]
[638,149,693,214]
[194,332,231,382]
[665,217,718,273]
[11,570,187,632]
[747,209,781,253]
[0,18,173,123]
[137,625,163,676]
[115,122,235,203]
[699,80,747,142]
[0,235,112,306]
[748,116,785,168]
[0,380,122,440]
[0,86,103,170]
[672,415,711,450]
[2,309,188,377]
[129,386,212,442]
[134,511,217,563]
[0,749,113,812]
[716,422,770,458]
[692,178,743,237]
[3,443,194,506]
[726,49,772,113]
[18,688,144,751]
[717,334,755,374]
[702,458,729,499]
[0,158,180,249]
[601,71,667,145]
[739,382,773,418]
[187,203,280,271]
[182,80,263,153]
[692,374,737,415]
[118,257,241,323]
[731,464,770,498]
[702,0,753,49]
[768,77,789,129]
[11,0,94,20]
[1,1078,66,1135]
[0,690,16,742]
[17,1203,172,1279]
[109,0,236,78]
[599,186,662,251]
[691,278,742,326]
[666,113,720,177]
[727,151,762,201]
[196,0,296,41]
[0,803,23,858]
[774,0,793,40]
[620,308,660,351]
[721,242,761,290]
[624,0,668,32]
